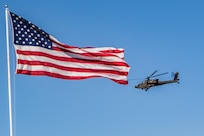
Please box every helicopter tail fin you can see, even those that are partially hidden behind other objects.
[174,72,179,81]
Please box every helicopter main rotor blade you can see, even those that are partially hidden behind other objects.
[147,70,158,79]
[151,72,168,78]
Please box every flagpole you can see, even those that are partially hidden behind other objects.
[5,5,13,136]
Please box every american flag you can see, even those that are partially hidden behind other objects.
[9,11,130,84]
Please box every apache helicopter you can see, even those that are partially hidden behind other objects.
[135,70,179,91]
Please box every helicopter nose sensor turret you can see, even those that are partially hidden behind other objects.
[135,84,142,88]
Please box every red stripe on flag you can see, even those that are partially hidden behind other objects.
[18,60,129,76]
[53,46,124,58]
[16,50,129,67]
[16,70,128,84]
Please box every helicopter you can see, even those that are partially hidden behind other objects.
[135,70,179,91]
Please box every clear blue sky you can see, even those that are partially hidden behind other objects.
[0,0,204,136]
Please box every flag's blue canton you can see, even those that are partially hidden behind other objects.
[10,12,52,49]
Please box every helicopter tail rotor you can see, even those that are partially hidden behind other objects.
[173,72,179,81]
